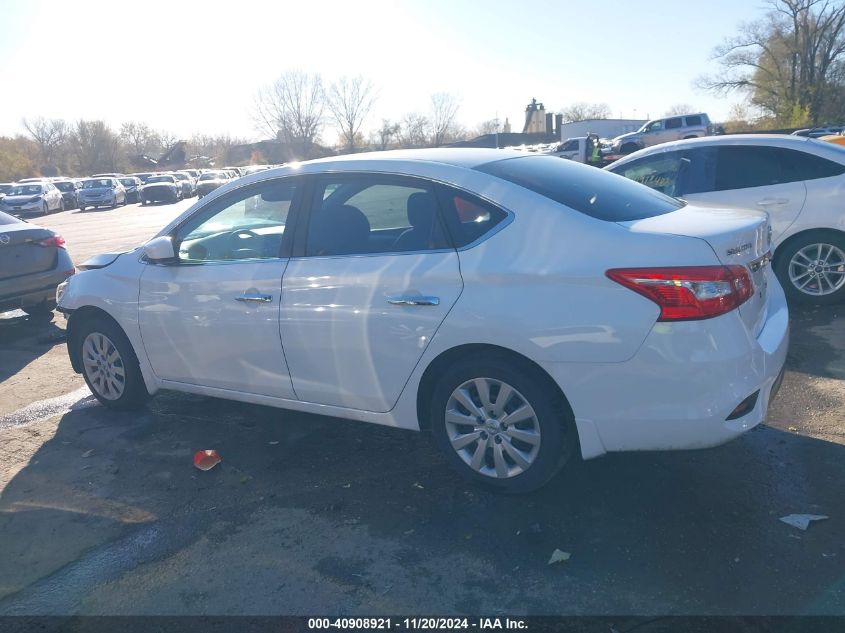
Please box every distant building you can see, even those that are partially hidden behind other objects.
[503,118,511,134]
[559,118,646,140]
[523,98,547,134]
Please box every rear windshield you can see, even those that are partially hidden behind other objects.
[147,175,175,183]
[200,172,225,180]
[55,182,74,191]
[475,155,683,221]
[119,178,136,186]
[83,179,112,188]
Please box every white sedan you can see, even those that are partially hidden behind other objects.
[57,149,788,492]
[606,134,845,304]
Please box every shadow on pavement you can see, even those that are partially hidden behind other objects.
[0,311,65,383]
[0,384,843,615]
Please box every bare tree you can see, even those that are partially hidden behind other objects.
[21,117,67,170]
[429,92,461,146]
[327,76,377,152]
[699,0,845,124]
[664,104,698,116]
[72,120,122,174]
[398,112,430,148]
[120,122,161,157]
[254,70,325,150]
[369,119,400,150]
[560,102,612,123]
[473,118,501,137]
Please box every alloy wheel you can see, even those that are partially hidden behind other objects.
[788,243,845,296]
[445,377,541,479]
[82,332,126,400]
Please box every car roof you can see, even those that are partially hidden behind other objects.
[607,133,845,168]
[307,148,526,169]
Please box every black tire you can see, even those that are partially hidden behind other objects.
[22,300,55,318]
[620,142,640,154]
[428,353,576,493]
[42,202,49,216]
[59,199,65,212]
[774,230,845,305]
[79,204,86,211]
[72,315,150,410]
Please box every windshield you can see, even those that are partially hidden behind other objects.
[0,185,14,194]
[146,175,175,183]
[82,179,112,189]
[54,182,74,192]
[475,155,683,221]
[119,178,136,186]
[8,185,43,195]
[173,174,188,181]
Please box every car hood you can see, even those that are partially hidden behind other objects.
[613,131,641,143]
[2,194,41,204]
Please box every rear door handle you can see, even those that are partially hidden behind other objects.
[235,293,273,303]
[757,198,789,206]
[386,294,440,306]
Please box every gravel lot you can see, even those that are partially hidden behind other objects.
[0,200,843,615]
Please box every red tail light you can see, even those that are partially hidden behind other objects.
[36,235,66,248]
[606,266,753,321]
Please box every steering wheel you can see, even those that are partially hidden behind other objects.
[222,228,262,259]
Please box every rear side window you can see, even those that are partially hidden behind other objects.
[666,117,683,130]
[779,148,845,181]
[476,155,683,221]
[685,115,702,126]
[436,187,508,248]
[714,146,799,190]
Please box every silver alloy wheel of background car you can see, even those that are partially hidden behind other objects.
[788,243,845,296]
[82,332,126,400]
[445,377,542,479]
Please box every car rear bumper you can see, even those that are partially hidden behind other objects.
[0,251,75,312]
[543,270,790,459]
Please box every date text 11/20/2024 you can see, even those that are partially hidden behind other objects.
[307,618,528,630]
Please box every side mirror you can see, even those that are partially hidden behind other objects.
[143,236,177,264]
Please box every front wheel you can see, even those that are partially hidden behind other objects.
[775,231,845,305]
[73,316,150,409]
[428,355,576,493]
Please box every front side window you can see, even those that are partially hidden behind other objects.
[176,179,296,262]
[561,139,580,152]
[305,176,450,257]
[646,120,664,133]
[614,152,684,196]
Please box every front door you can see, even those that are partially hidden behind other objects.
[138,178,300,399]
[280,174,463,413]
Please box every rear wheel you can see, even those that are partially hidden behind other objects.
[775,231,845,305]
[428,354,575,493]
[42,202,49,216]
[74,316,149,409]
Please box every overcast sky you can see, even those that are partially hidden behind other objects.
[0,0,767,143]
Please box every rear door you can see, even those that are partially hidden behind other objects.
[280,173,463,413]
[681,145,807,241]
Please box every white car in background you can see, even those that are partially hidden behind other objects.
[607,134,845,304]
[57,150,788,492]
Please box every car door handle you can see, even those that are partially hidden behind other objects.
[757,198,789,206]
[235,293,273,303]
[386,294,440,306]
